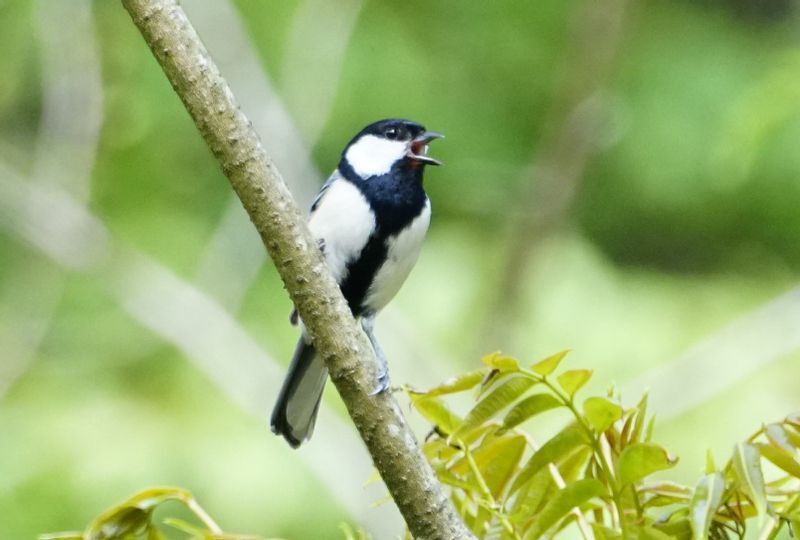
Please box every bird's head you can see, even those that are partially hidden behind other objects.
[339,119,444,181]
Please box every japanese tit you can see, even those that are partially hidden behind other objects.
[271,118,443,448]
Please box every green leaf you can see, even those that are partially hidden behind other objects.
[531,350,569,376]
[502,393,562,430]
[85,488,194,539]
[764,423,796,453]
[583,397,622,433]
[457,423,496,447]
[437,465,480,491]
[640,481,690,508]
[757,443,800,478]
[640,481,692,505]
[86,486,194,537]
[118,486,192,510]
[636,525,675,540]
[557,446,592,483]
[482,351,520,372]
[78,487,228,540]
[644,494,690,508]
[556,369,592,397]
[630,392,649,443]
[147,527,168,540]
[510,425,588,494]
[619,413,635,448]
[705,449,716,474]
[415,369,487,397]
[424,423,495,465]
[523,478,605,539]
[689,472,724,540]
[510,466,557,528]
[450,376,536,441]
[653,517,692,540]
[785,425,800,448]
[732,442,768,520]
[411,395,462,435]
[87,506,150,539]
[590,524,622,540]
[455,435,527,498]
[645,414,656,441]
[37,534,82,540]
[617,443,677,486]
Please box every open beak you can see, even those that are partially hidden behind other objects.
[408,131,444,166]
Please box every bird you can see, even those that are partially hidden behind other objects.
[270,118,443,448]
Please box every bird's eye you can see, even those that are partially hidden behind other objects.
[385,127,399,140]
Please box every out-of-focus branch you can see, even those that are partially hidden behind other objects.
[279,0,363,143]
[622,285,800,420]
[480,0,630,351]
[0,0,103,398]
[120,1,473,538]
[0,162,378,523]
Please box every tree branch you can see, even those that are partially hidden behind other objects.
[119,1,474,538]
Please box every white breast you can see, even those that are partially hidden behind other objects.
[365,199,431,312]
[308,179,375,282]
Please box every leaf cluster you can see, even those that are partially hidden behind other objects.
[406,351,800,539]
[39,487,271,540]
[38,352,800,540]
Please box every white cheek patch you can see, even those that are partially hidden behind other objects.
[345,135,407,179]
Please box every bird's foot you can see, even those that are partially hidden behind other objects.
[369,369,391,396]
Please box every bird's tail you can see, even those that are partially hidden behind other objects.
[270,339,328,448]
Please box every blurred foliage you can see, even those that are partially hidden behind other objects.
[40,487,270,540]
[3,0,800,539]
[408,352,800,539]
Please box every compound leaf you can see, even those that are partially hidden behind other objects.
[618,443,677,487]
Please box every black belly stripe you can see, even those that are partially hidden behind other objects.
[339,234,388,317]
[336,160,428,317]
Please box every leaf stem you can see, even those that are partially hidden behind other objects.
[522,370,630,537]
[463,443,522,540]
[184,495,223,534]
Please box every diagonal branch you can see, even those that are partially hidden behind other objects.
[119,1,474,538]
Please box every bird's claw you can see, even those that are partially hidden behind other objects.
[369,370,391,396]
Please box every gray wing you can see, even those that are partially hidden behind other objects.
[309,170,342,214]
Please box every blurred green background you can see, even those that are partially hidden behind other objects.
[2,0,800,538]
